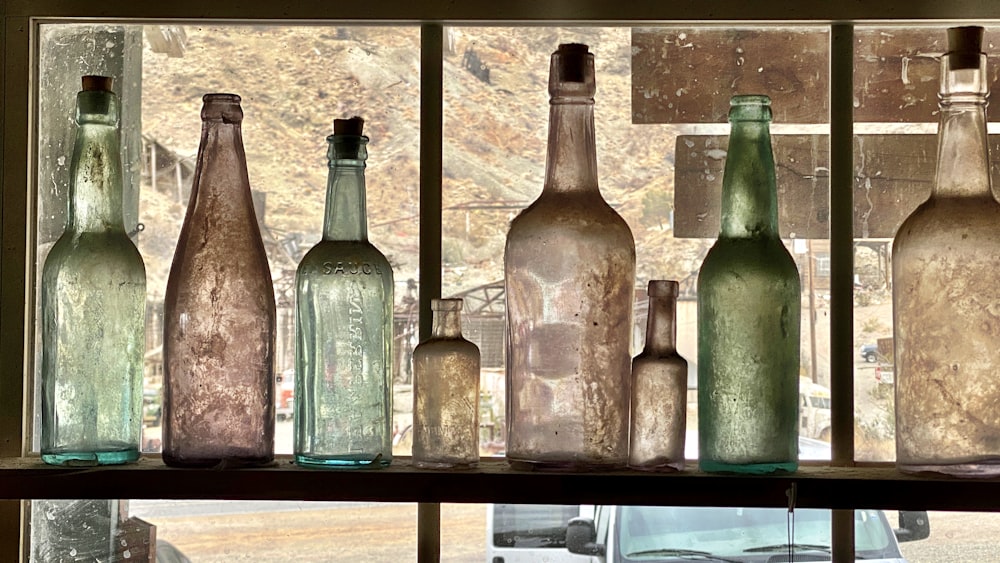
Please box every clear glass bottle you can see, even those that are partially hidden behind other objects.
[894,26,1000,476]
[162,93,276,468]
[412,298,481,469]
[697,95,800,475]
[629,280,687,472]
[294,117,394,468]
[40,75,146,466]
[504,43,637,470]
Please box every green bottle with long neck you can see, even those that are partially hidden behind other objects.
[697,95,800,474]
[40,75,146,466]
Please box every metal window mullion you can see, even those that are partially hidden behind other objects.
[830,22,856,563]
[418,22,444,563]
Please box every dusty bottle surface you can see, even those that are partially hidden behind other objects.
[894,26,1000,476]
[40,76,146,466]
[162,93,276,468]
[629,280,687,472]
[412,299,481,469]
[697,95,800,475]
[294,117,394,469]
[504,43,637,471]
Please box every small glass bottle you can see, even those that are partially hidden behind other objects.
[629,280,687,472]
[162,93,276,468]
[697,95,801,475]
[412,299,481,469]
[294,117,394,468]
[894,26,1000,476]
[40,75,146,466]
[504,43,637,470]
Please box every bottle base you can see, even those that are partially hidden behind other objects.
[413,458,478,470]
[295,453,391,469]
[898,460,1000,478]
[507,456,625,472]
[162,453,275,469]
[629,458,685,472]
[699,459,797,474]
[41,446,140,467]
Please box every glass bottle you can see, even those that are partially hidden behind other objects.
[894,26,1000,476]
[40,75,146,466]
[412,298,481,469]
[697,94,800,475]
[162,93,276,468]
[629,280,687,472]
[294,117,394,468]
[504,43,637,470]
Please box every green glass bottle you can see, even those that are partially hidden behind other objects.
[294,117,394,468]
[697,95,800,474]
[40,76,146,466]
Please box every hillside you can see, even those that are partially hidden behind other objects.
[138,25,708,299]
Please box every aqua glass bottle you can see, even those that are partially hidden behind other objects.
[504,44,636,470]
[629,280,688,472]
[697,95,801,474]
[40,76,146,466]
[412,298,481,469]
[294,117,394,468]
[162,93,276,468]
[894,26,1000,476]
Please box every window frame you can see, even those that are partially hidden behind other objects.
[5,2,1000,562]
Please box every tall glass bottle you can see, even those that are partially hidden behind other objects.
[40,75,146,466]
[629,280,687,472]
[294,117,394,468]
[412,298,481,469]
[162,93,276,468]
[504,43,637,470]
[894,26,1000,476]
[697,95,800,475]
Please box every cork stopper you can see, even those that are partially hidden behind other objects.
[82,75,113,92]
[333,116,365,136]
[947,26,983,70]
[556,43,590,83]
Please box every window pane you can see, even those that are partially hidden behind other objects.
[442,26,831,460]
[34,23,421,455]
[851,25,1000,462]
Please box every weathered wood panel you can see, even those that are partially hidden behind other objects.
[675,134,1000,239]
[854,27,1000,123]
[632,28,829,124]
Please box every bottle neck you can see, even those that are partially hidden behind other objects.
[323,159,368,242]
[431,308,462,339]
[643,294,678,355]
[720,120,779,238]
[69,121,125,233]
[194,119,255,205]
[934,101,991,199]
[543,99,599,195]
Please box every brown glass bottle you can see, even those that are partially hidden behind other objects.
[504,44,637,470]
[629,280,687,472]
[894,27,1000,476]
[412,298,481,469]
[162,94,276,467]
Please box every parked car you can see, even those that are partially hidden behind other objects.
[860,343,878,363]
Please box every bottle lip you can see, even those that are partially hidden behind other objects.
[647,280,679,298]
[203,93,242,104]
[431,298,463,311]
[730,94,771,107]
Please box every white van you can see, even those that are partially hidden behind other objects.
[486,503,928,563]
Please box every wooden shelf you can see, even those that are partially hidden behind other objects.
[2,456,999,511]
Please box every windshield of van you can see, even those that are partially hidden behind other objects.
[491,504,580,549]
[616,507,893,561]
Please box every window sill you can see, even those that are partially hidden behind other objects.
[2,456,998,511]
